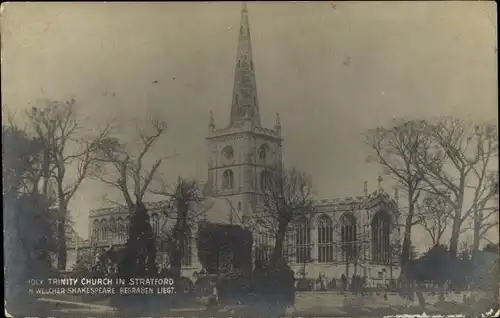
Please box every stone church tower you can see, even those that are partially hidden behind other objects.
[206,3,282,226]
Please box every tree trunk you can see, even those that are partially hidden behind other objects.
[169,200,188,278]
[414,281,426,308]
[448,193,465,258]
[473,208,481,254]
[169,230,184,279]
[449,223,461,258]
[345,258,350,287]
[57,203,68,271]
[271,221,288,266]
[57,218,67,270]
[400,196,415,272]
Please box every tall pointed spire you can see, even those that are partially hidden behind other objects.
[229,2,261,128]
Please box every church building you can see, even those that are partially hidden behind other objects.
[67,3,402,283]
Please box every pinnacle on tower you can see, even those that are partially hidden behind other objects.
[377,175,383,190]
[394,187,399,205]
[209,110,215,129]
[229,2,261,128]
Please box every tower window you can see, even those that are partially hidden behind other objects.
[222,169,234,189]
[258,144,269,161]
[260,170,271,190]
[221,145,235,162]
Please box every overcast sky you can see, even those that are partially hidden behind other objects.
[2,2,497,250]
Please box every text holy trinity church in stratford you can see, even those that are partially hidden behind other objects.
[66,3,402,282]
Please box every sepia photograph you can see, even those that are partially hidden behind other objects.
[2,1,498,317]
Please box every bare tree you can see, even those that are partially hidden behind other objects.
[470,173,499,248]
[341,234,366,289]
[93,118,169,276]
[260,167,314,267]
[414,118,498,257]
[21,99,111,270]
[365,119,430,272]
[94,118,167,210]
[151,178,214,278]
[388,240,402,283]
[416,193,453,247]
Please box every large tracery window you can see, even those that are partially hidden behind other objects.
[254,221,272,266]
[181,229,192,267]
[101,219,108,241]
[317,215,334,263]
[116,217,124,241]
[283,225,296,263]
[151,213,160,236]
[339,213,358,262]
[371,210,391,264]
[222,169,234,189]
[109,218,116,241]
[92,220,99,242]
[125,216,130,239]
[295,217,311,264]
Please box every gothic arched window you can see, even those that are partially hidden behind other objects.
[151,213,160,236]
[254,221,271,266]
[371,210,391,264]
[295,217,311,264]
[101,219,108,241]
[92,219,99,241]
[238,106,247,118]
[181,229,192,267]
[125,216,130,238]
[317,215,334,263]
[260,170,271,190]
[258,144,269,161]
[116,217,124,241]
[222,169,234,189]
[109,218,116,241]
[221,145,234,164]
[339,213,357,262]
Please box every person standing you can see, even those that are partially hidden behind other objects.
[321,273,328,291]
